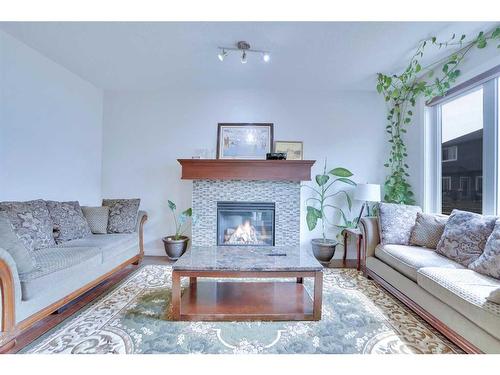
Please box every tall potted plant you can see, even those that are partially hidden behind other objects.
[162,200,193,260]
[304,161,356,264]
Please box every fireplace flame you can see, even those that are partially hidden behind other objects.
[226,219,263,245]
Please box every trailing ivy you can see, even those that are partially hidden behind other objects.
[377,27,500,204]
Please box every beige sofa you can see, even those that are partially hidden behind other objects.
[360,216,500,354]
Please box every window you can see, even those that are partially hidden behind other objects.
[459,176,470,192]
[440,88,483,214]
[475,176,483,192]
[426,69,499,216]
[442,177,452,191]
[442,146,458,162]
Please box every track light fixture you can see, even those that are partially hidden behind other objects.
[217,41,270,64]
[217,49,228,61]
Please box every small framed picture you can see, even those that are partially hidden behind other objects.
[274,141,304,160]
[217,123,274,159]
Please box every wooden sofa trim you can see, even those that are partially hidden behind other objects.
[365,267,482,354]
[0,258,16,353]
[0,214,148,353]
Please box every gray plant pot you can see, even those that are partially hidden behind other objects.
[162,235,189,260]
[311,238,338,265]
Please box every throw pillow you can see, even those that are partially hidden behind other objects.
[46,200,92,243]
[0,212,37,274]
[469,218,500,279]
[409,212,448,249]
[487,288,500,304]
[378,202,422,245]
[82,206,110,234]
[102,198,140,233]
[436,209,496,267]
[0,199,56,251]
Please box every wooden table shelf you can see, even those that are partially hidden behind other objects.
[178,281,314,321]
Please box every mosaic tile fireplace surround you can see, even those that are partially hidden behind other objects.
[192,179,300,246]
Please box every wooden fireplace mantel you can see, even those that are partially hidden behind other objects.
[178,159,316,181]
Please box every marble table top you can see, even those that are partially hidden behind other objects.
[172,246,323,272]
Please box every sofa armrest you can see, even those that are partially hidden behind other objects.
[135,211,148,258]
[135,210,148,233]
[359,217,380,259]
[0,247,21,346]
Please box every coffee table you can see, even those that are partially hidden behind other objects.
[171,246,323,321]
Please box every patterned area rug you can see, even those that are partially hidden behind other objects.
[22,265,461,354]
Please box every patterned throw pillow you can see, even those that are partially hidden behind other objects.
[0,212,37,274]
[409,212,448,249]
[0,199,56,251]
[82,206,110,234]
[46,201,92,243]
[102,199,140,234]
[469,219,500,279]
[378,202,422,245]
[436,210,496,267]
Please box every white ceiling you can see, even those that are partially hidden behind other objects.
[0,22,496,91]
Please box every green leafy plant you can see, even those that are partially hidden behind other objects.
[167,200,193,240]
[304,160,356,241]
[377,27,500,204]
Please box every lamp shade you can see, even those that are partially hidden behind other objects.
[354,183,381,202]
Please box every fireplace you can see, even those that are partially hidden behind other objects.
[217,201,275,246]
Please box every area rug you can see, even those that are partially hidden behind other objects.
[21,265,461,354]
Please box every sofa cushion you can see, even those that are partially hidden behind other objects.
[61,233,138,261]
[417,267,500,340]
[82,206,110,234]
[436,210,496,267]
[409,212,447,249]
[378,202,422,245]
[375,244,464,281]
[469,218,500,279]
[488,289,500,304]
[19,246,102,300]
[0,199,56,251]
[102,199,140,234]
[46,200,92,243]
[0,212,37,274]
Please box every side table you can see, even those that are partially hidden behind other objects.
[342,227,363,271]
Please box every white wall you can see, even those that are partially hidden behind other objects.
[0,30,103,205]
[102,89,387,256]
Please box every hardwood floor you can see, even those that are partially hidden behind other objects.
[6,255,356,353]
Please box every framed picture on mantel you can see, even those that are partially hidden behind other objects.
[217,123,274,159]
[274,141,304,160]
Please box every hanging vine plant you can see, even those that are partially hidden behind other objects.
[377,27,500,204]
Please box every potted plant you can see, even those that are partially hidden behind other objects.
[304,161,356,264]
[162,200,193,260]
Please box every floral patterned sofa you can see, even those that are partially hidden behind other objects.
[0,199,147,352]
[360,211,500,354]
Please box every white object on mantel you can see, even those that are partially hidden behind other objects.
[354,183,381,203]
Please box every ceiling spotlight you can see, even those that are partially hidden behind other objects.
[217,41,270,64]
[218,49,227,61]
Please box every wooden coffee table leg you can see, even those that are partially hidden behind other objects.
[313,271,323,320]
[172,271,181,320]
[357,235,362,271]
[343,231,347,267]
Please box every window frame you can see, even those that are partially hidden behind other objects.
[424,74,499,215]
